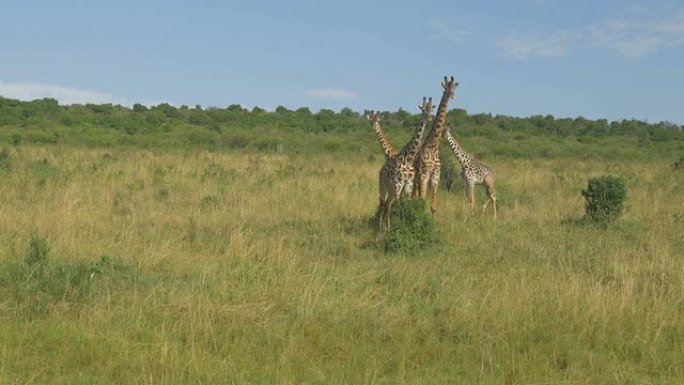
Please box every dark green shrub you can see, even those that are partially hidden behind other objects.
[383,198,440,254]
[581,175,627,224]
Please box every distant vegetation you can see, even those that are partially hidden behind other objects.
[1,96,682,161]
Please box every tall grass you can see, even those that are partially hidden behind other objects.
[0,145,682,384]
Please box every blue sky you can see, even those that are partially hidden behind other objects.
[1,0,683,124]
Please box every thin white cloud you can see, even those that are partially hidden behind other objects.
[303,88,359,101]
[430,17,473,43]
[588,6,684,57]
[0,81,127,105]
[496,6,684,61]
[497,31,577,60]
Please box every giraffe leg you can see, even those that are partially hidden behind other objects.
[378,183,391,232]
[386,182,403,230]
[411,170,422,198]
[463,192,468,216]
[484,176,497,220]
[377,187,387,232]
[482,197,494,218]
[377,199,388,232]
[418,172,430,199]
[411,179,420,198]
[462,180,469,217]
[429,173,440,218]
[430,191,437,218]
[385,199,392,230]
[401,179,414,198]
[482,191,496,217]
[387,181,404,231]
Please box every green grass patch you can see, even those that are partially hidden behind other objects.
[0,234,137,319]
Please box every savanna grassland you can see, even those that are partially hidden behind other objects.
[0,139,683,384]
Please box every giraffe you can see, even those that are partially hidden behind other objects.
[367,111,397,160]
[444,125,497,219]
[368,97,434,231]
[413,76,458,218]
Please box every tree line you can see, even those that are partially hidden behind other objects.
[1,96,682,148]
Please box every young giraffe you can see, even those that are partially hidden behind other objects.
[413,76,458,218]
[368,97,434,231]
[444,125,497,219]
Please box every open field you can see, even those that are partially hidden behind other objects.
[1,144,683,384]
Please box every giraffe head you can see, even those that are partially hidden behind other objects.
[366,111,383,131]
[418,97,434,121]
[366,111,381,125]
[441,76,458,100]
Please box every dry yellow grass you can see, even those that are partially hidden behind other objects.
[0,144,682,384]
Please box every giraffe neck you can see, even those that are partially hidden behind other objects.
[373,121,396,159]
[399,119,426,162]
[445,130,473,168]
[424,86,452,152]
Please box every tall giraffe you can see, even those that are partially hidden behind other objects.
[369,97,434,231]
[413,76,458,218]
[444,125,497,219]
[367,111,397,160]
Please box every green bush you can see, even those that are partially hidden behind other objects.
[383,198,440,254]
[581,175,627,224]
